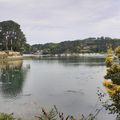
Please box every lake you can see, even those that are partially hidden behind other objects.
[0,56,116,120]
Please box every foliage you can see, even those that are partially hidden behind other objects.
[115,46,120,59]
[105,48,114,67]
[102,80,120,119]
[36,106,101,120]
[0,20,27,53]
[101,46,120,119]
[103,80,120,96]
[0,113,14,120]
[31,37,120,54]
[0,106,101,120]
[105,57,113,67]
[104,46,120,84]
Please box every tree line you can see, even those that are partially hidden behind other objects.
[31,37,120,54]
[1,20,120,54]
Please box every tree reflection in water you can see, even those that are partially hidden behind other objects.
[0,60,30,98]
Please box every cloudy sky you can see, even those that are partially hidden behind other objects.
[0,0,120,44]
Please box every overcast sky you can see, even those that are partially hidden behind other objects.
[0,0,120,44]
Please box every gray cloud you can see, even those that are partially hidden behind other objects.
[0,0,120,44]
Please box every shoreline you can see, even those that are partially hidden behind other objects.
[23,53,106,59]
[0,51,23,60]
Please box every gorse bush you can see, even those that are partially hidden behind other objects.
[102,46,120,119]
[105,46,120,84]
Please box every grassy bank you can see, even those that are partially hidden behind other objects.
[0,51,23,60]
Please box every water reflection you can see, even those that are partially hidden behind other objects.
[31,56,105,67]
[103,80,120,119]
[0,57,107,119]
[0,60,30,98]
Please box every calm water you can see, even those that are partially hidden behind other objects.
[0,56,116,119]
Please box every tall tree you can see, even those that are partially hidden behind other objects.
[0,20,26,52]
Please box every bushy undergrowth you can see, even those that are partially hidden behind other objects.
[0,113,14,120]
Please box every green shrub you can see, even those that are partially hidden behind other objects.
[0,113,14,120]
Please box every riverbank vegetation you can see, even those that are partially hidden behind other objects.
[0,113,16,120]
[31,37,120,55]
[35,106,101,120]
[0,106,101,120]
[0,51,22,60]
[102,46,120,119]
[105,46,120,84]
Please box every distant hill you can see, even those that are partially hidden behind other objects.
[30,37,120,54]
